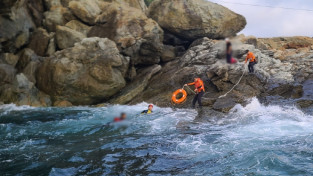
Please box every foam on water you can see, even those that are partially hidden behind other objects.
[0,100,312,175]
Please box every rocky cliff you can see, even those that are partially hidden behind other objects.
[0,0,312,113]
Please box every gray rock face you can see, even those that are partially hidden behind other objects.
[36,37,128,105]
[148,0,246,40]
[161,45,177,62]
[110,65,161,104]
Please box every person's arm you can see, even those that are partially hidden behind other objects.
[245,54,249,63]
[141,110,147,114]
[188,82,195,86]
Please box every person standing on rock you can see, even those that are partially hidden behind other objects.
[245,50,257,73]
[226,40,237,64]
[185,78,205,108]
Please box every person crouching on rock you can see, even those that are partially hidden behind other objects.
[185,78,205,108]
[141,104,153,114]
[245,50,257,73]
[226,40,237,64]
[114,113,127,122]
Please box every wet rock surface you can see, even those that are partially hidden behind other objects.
[0,0,312,113]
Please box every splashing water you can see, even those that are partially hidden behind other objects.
[0,99,312,175]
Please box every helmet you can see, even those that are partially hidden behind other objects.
[148,104,153,108]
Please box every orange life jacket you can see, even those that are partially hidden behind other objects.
[245,52,256,63]
[188,78,205,92]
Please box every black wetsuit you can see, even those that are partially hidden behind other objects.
[141,110,152,114]
[248,62,256,73]
[226,52,232,63]
[192,91,204,108]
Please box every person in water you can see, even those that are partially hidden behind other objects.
[141,104,153,114]
[245,50,257,73]
[226,40,237,64]
[185,78,205,108]
[114,113,127,122]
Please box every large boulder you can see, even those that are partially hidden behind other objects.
[68,0,103,25]
[148,0,246,40]
[28,28,53,56]
[55,25,85,49]
[43,6,75,32]
[65,20,91,35]
[36,37,129,105]
[88,2,164,65]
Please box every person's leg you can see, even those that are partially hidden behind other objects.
[251,62,255,73]
[192,94,198,108]
[197,91,204,107]
[248,63,252,73]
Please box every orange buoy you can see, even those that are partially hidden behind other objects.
[171,89,187,104]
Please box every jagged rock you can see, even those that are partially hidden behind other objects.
[14,32,30,49]
[257,37,313,50]
[202,98,216,106]
[161,45,176,62]
[104,0,147,13]
[297,100,313,108]
[56,25,85,50]
[28,28,52,56]
[14,73,51,107]
[65,20,91,35]
[68,0,103,25]
[36,37,128,105]
[88,2,163,65]
[148,0,246,40]
[110,65,161,104]
[0,53,19,67]
[0,73,51,107]
[213,97,237,113]
[0,64,16,85]
[53,100,72,107]
[44,0,62,10]
[0,0,35,52]
[268,84,303,99]
[16,48,38,72]
[43,6,75,32]
[46,36,56,56]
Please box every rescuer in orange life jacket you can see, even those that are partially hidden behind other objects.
[245,50,257,73]
[185,78,205,108]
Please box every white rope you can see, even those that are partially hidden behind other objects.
[182,85,196,94]
[218,63,248,98]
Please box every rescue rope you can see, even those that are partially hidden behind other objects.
[183,85,196,94]
[218,63,248,98]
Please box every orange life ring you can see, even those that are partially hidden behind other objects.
[172,89,187,104]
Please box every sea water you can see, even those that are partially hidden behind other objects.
[0,98,312,175]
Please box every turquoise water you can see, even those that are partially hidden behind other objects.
[1,98,313,175]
